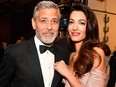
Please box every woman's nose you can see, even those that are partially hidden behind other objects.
[73,24,78,31]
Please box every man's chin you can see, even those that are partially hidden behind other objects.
[42,40,54,45]
[41,36,56,45]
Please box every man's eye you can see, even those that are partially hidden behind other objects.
[52,20,58,24]
[40,20,47,23]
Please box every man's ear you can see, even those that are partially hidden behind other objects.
[31,18,36,30]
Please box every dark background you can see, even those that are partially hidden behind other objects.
[0,0,88,44]
[0,0,38,44]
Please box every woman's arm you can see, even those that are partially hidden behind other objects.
[93,47,106,73]
[54,60,82,87]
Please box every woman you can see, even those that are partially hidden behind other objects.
[54,3,106,87]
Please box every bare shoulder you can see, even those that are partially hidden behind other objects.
[94,47,105,56]
[93,47,106,72]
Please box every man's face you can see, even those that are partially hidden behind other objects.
[32,8,60,44]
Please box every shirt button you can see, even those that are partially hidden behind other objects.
[49,83,50,86]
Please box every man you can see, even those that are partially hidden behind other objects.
[0,1,69,87]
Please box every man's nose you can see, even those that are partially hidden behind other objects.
[47,22,52,30]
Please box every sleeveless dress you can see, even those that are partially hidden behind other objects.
[64,69,106,87]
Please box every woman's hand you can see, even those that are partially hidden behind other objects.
[54,60,71,78]
[54,60,82,87]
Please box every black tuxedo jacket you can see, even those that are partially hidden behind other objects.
[0,38,70,87]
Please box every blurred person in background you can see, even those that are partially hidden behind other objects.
[0,39,4,59]
[107,50,116,87]
[15,35,26,44]
[102,43,111,86]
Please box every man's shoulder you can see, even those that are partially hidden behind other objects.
[6,38,34,52]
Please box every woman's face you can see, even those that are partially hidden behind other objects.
[68,11,87,43]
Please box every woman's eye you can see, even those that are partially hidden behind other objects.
[79,22,86,25]
[68,21,73,24]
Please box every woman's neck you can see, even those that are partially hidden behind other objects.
[75,41,83,53]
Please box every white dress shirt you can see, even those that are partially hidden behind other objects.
[34,36,55,87]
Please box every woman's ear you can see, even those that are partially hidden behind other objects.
[31,18,36,30]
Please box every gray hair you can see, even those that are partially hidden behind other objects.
[33,1,61,19]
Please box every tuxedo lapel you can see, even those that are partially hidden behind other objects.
[51,45,64,87]
[25,38,44,87]
[51,44,70,87]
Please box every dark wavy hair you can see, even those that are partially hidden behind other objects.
[67,3,104,78]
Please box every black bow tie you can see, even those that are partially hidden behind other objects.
[39,45,54,54]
